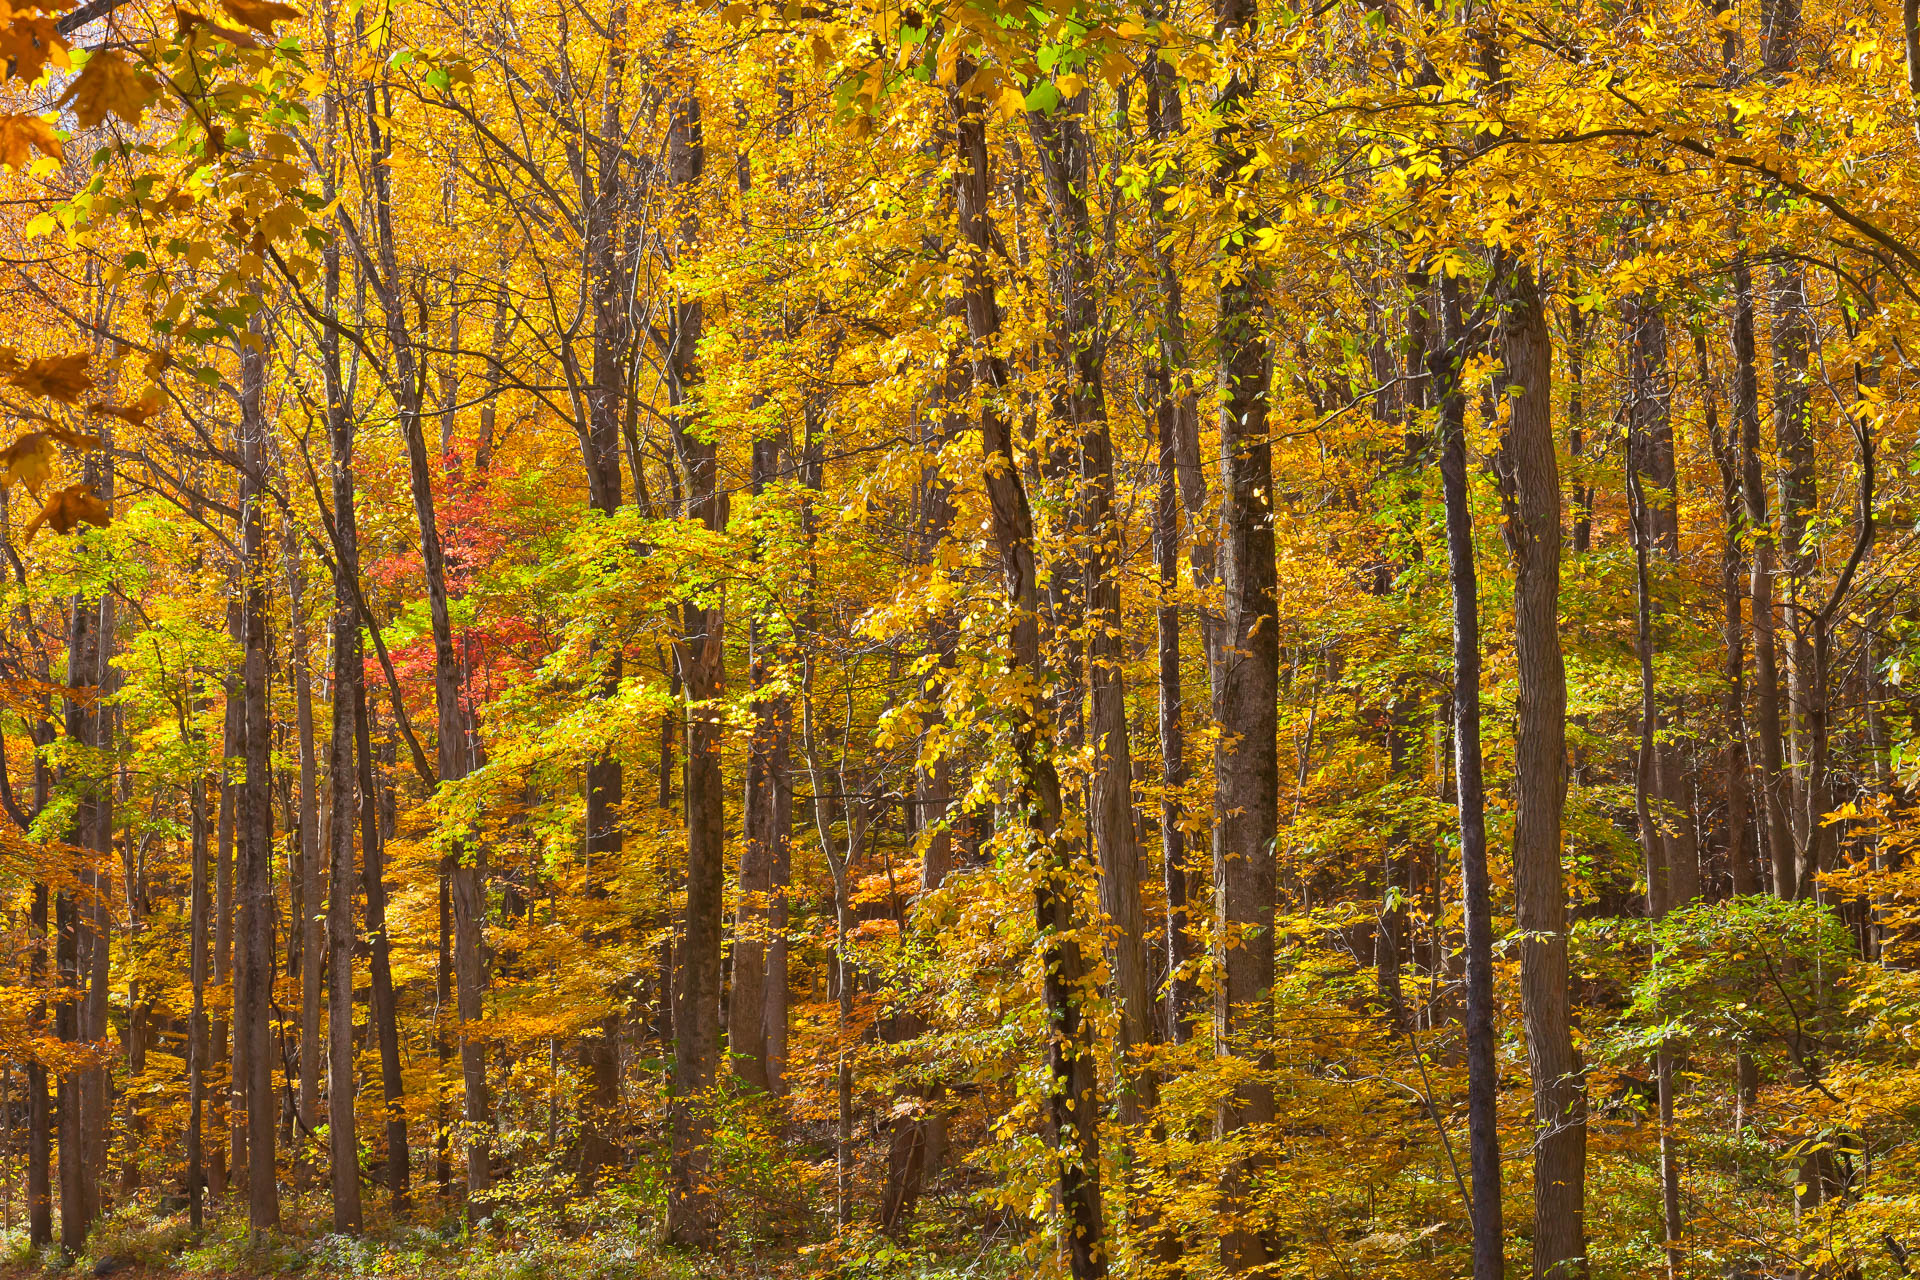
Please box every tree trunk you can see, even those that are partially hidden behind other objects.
[1734,259,1796,899]
[1210,4,1279,1267]
[1436,269,1503,1280]
[950,68,1106,1280]
[1697,328,1757,898]
[1028,90,1156,1132]
[730,432,786,1093]
[287,528,323,1188]
[1496,262,1584,1279]
[235,325,281,1233]
[663,86,728,1251]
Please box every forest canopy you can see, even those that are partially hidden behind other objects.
[0,0,1918,1276]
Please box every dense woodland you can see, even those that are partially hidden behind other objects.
[0,0,1918,1276]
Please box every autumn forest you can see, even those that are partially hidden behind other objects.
[0,0,1915,1275]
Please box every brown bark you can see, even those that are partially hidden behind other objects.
[235,324,281,1233]
[1435,270,1503,1280]
[730,432,787,1093]
[1210,5,1279,1270]
[950,67,1107,1280]
[663,85,728,1251]
[1733,259,1796,899]
[319,213,366,1235]
[1495,262,1585,1279]
[286,529,323,1187]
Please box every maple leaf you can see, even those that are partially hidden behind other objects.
[25,482,110,540]
[59,50,159,132]
[219,0,301,32]
[0,17,69,84]
[8,353,92,403]
[42,423,103,450]
[177,10,259,48]
[0,434,57,497]
[0,114,61,169]
[88,394,158,429]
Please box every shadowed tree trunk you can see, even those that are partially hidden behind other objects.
[235,323,281,1234]
[1435,268,1503,1280]
[1496,261,1584,1279]
[950,63,1107,1280]
[663,84,728,1250]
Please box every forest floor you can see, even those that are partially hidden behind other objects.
[0,1206,767,1280]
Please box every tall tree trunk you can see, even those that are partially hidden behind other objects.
[236,324,281,1233]
[1144,56,1200,1036]
[286,529,323,1189]
[950,66,1107,1280]
[1496,263,1584,1279]
[319,208,367,1235]
[730,434,786,1093]
[1734,259,1795,898]
[1632,428,1685,1276]
[1028,89,1156,1129]
[663,85,728,1250]
[1771,263,1819,895]
[377,183,492,1213]
[29,877,51,1247]
[1697,329,1757,898]
[1211,3,1279,1269]
[1435,270,1503,1280]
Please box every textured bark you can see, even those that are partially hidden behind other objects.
[287,530,323,1188]
[1435,270,1503,1280]
[1632,444,1685,1273]
[1770,263,1820,895]
[235,328,281,1233]
[58,535,110,1254]
[1028,92,1156,1131]
[730,433,786,1093]
[355,679,408,1208]
[1210,5,1278,1273]
[384,261,491,1218]
[1733,260,1796,899]
[951,69,1106,1280]
[577,7,631,1173]
[319,218,366,1234]
[28,877,50,1247]
[663,87,728,1251]
[1697,329,1757,897]
[1145,65,1200,1039]
[1496,264,1584,1279]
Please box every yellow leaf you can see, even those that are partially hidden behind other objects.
[0,433,57,497]
[218,0,300,31]
[25,482,110,540]
[0,113,60,168]
[8,352,92,403]
[88,393,158,429]
[0,17,69,84]
[59,50,159,131]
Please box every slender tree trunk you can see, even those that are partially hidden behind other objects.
[662,86,728,1251]
[1435,270,1503,1280]
[730,435,784,1092]
[318,211,367,1235]
[1028,89,1156,1129]
[1632,440,1685,1277]
[235,325,281,1234]
[1734,259,1795,899]
[1697,329,1757,898]
[1497,262,1584,1279]
[1209,3,1278,1270]
[29,877,51,1247]
[286,530,323,1189]
[950,66,1107,1280]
